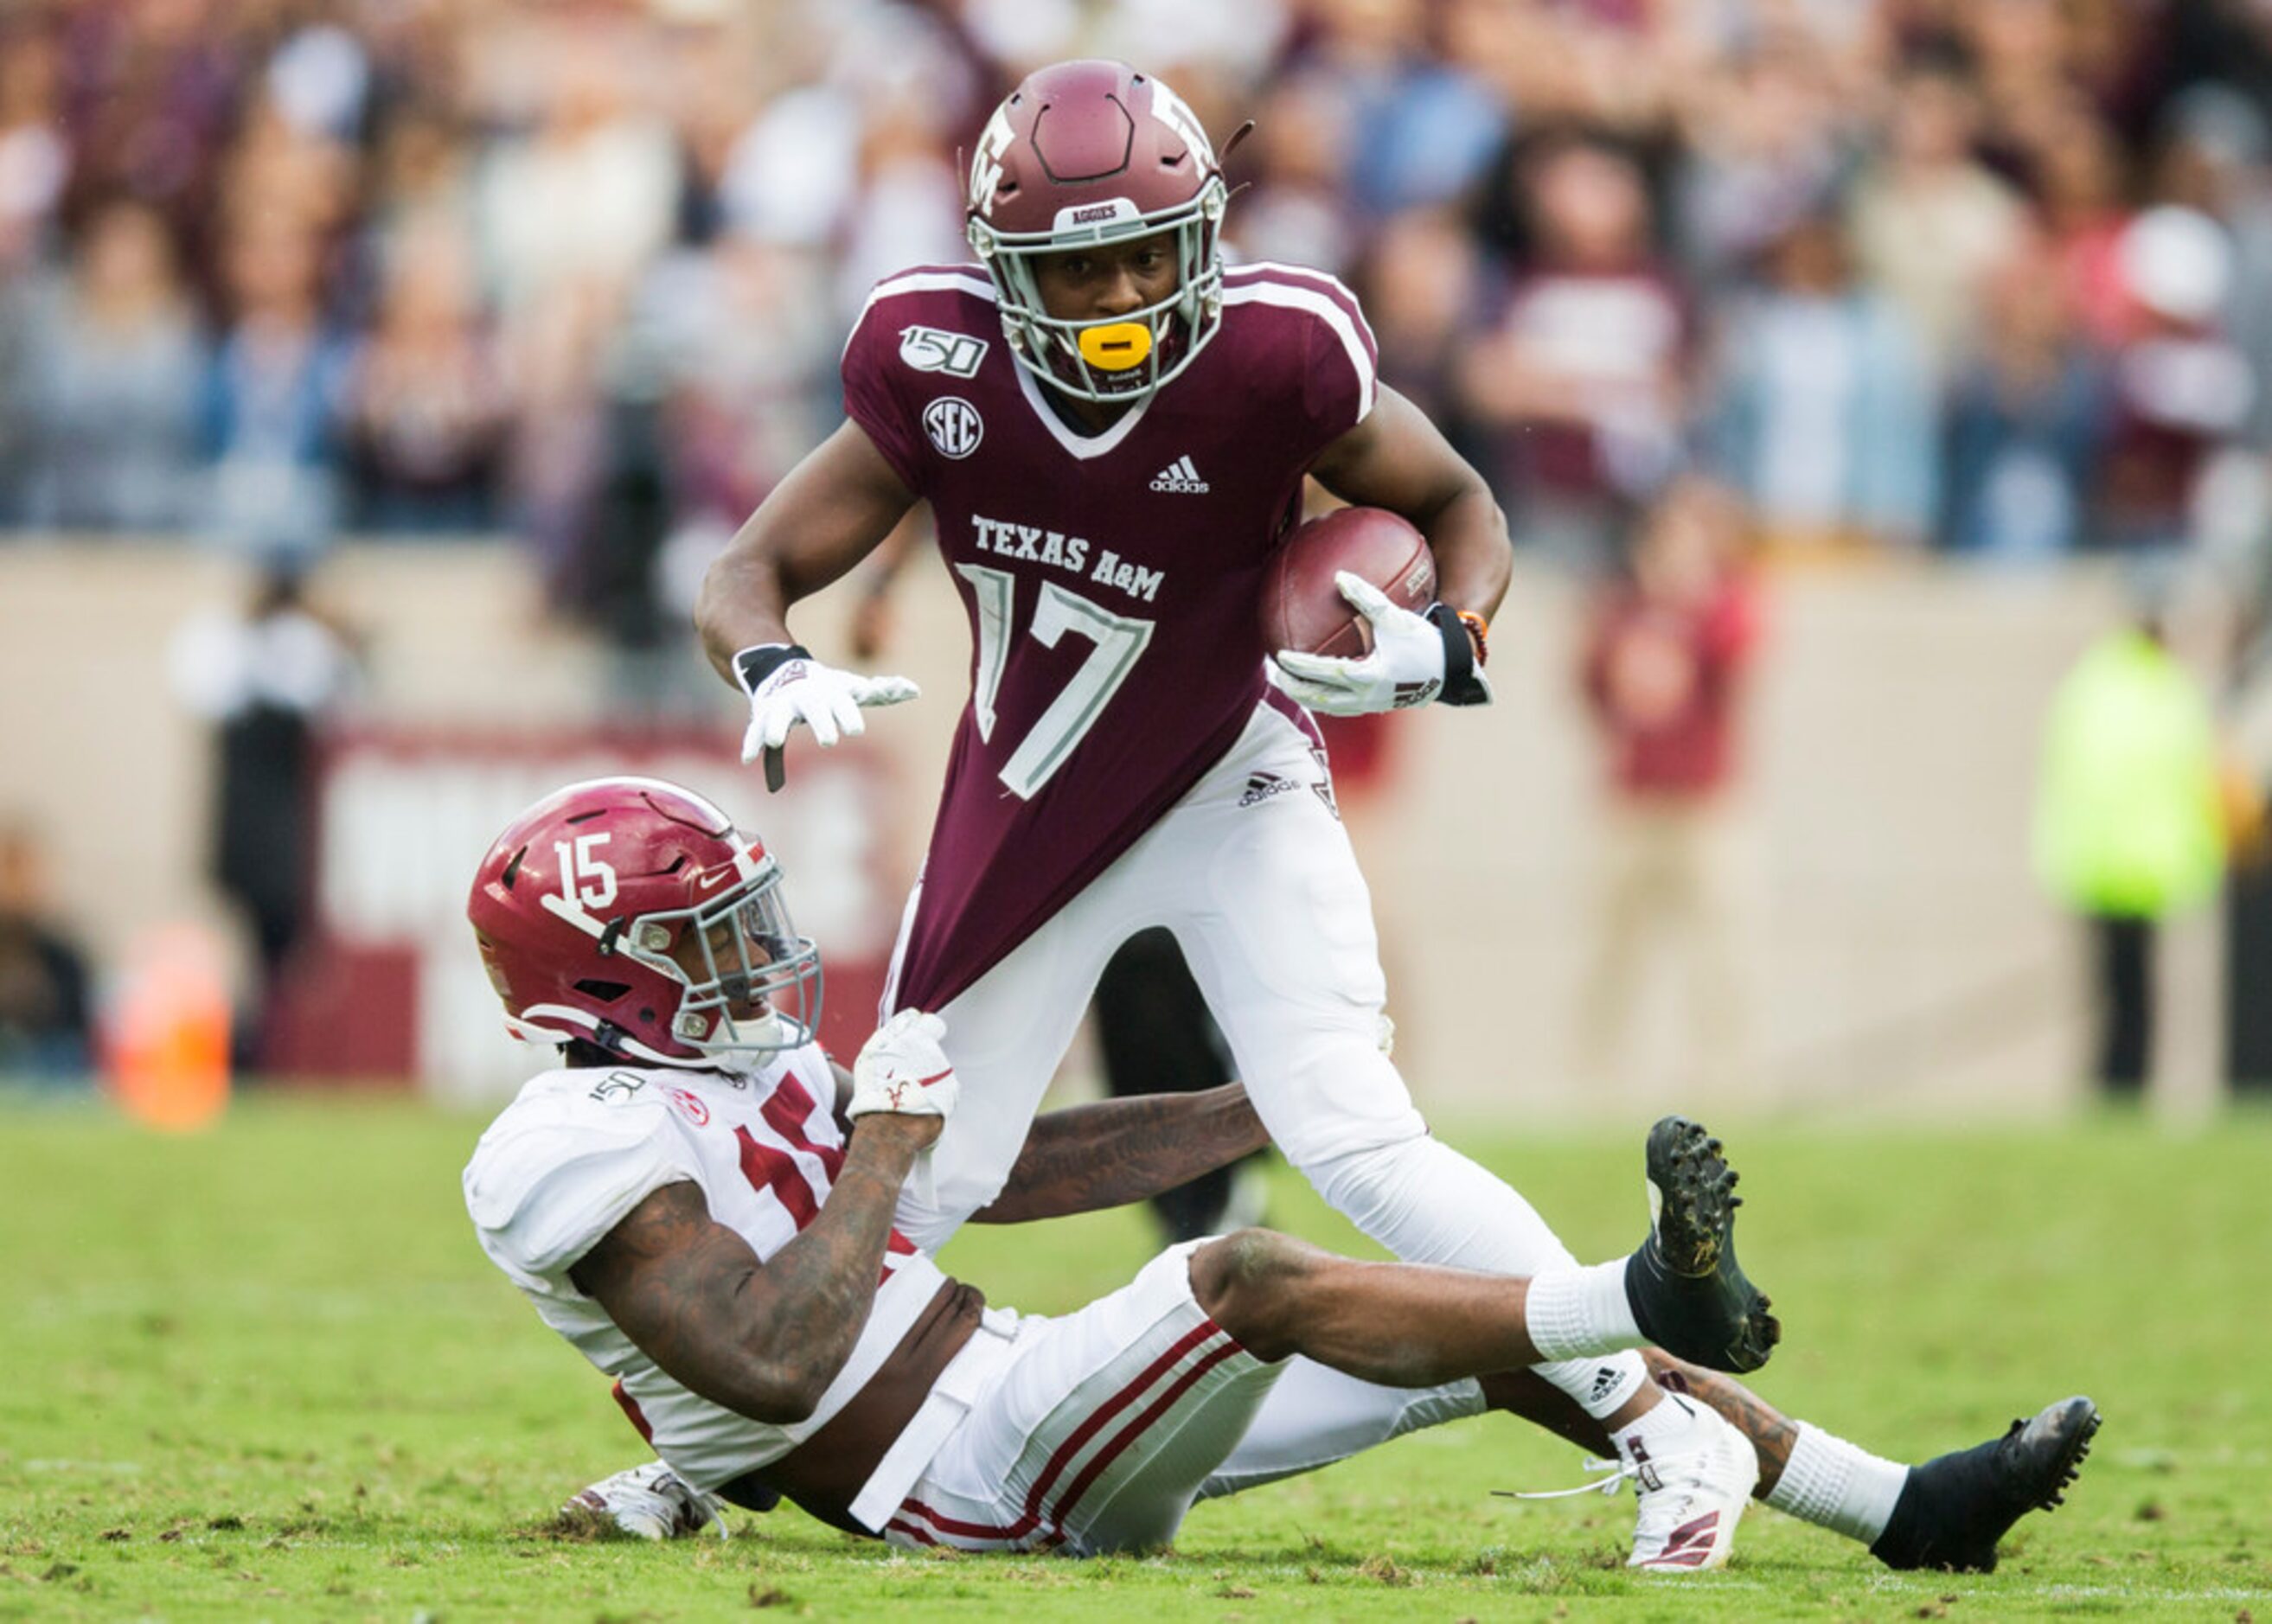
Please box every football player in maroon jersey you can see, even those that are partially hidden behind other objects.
[692,61,2093,1569]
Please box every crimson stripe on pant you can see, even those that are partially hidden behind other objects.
[893,1322,1242,1547]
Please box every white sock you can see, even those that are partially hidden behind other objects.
[1554,1352,1649,1419]
[1764,1423,1910,1544]
[1611,1387,1704,1455]
[1522,1263,1650,1418]
[1525,1261,1643,1361]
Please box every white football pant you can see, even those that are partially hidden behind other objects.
[887,701,1647,1419]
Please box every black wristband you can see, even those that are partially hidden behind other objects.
[733,643,814,696]
[1424,605,1490,707]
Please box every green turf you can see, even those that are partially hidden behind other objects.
[3,1090,2268,1621]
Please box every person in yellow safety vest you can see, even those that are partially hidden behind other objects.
[2032,617,2227,1094]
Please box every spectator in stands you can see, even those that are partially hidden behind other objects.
[1669,31,1854,294]
[1847,62,2028,380]
[502,274,612,613]
[1706,207,1936,558]
[58,0,248,291]
[645,226,833,534]
[1352,206,1485,451]
[1962,0,2090,177]
[2029,99,2136,350]
[364,105,477,249]
[0,20,69,271]
[0,19,69,519]
[341,218,507,534]
[217,97,359,250]
[2150,85,2272,454]
[1462,135,1690,572]
[1225,72,1360,277]
[2097,206,2254,553]
[0,818,93,1084]
[261,16,371,150]
[1296,0,1506,221]
[475,25,675,321]
[2033,581,2229,1095]
[829,93,967,322]
[659,22,762,251]
[16,196,205,533]
[1575,477,1763,1096]
[477,23,675,610]
[1942,234,2110,562]
[203,214,349,555]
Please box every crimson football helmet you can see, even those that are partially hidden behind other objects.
[965,59,1230,404]
[466,777,820,1070]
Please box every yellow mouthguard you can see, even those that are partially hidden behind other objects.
[1078,321,1153,371]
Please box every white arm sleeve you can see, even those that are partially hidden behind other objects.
[464,1087,702,1289]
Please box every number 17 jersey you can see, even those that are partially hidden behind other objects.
[842,260,1380,1012]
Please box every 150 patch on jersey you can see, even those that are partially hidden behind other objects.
[901,325,988,378]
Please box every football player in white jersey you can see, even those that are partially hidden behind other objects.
[466,778,2095,1570]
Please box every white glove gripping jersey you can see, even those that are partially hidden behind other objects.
[464,1051,961,1516]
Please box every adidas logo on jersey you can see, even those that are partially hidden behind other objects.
[1238,771,1298,808]
[1149,455,1210,494]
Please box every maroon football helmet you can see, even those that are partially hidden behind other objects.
[965,59,1230,403]
[466,777,820,1070]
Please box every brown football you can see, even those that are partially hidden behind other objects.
[1259,507,1437,660]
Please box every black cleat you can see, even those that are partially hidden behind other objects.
[1623,1116,1781,1374]
[1870,1396,2101,1573]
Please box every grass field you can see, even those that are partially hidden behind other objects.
[3,1091,2269,1621]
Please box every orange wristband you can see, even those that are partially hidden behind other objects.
[1456,610,1489,667]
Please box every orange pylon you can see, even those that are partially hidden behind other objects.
[106,924,232,1130]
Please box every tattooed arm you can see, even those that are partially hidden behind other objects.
[969,1084,1270,1224]
[1644,1352,1801,1493]
[567,1113,938,1425]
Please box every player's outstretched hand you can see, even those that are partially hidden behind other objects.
[734,643,919,790]
[1268,572,1492,715]
[848,1009,960,1124]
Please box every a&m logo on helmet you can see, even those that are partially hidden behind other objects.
[969,104,1016,215]
[1145,78,1216,169]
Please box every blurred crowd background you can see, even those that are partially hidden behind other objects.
[10,0,2272,603]
[9,0,2272,1108]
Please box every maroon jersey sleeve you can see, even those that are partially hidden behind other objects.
[842,300,931,494]
[1226,264,1381,468]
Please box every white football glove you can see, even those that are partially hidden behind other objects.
[734,643,918,790]
[848,1009,960,1122]
[1269,572,1492,715]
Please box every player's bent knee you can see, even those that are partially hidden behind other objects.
[1188,1228,1322,1361]
[1278,1112,1432,1185]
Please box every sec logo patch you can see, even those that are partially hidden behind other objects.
[924,397,983,459]
[664,1087,710,1127]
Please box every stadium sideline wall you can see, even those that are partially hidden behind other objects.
[1,541,2128,1113]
